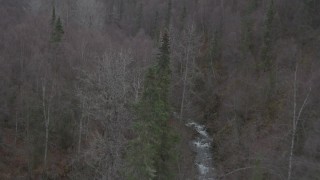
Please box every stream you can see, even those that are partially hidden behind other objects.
[186,122,215,180]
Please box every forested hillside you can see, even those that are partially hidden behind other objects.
[0,0,319,179]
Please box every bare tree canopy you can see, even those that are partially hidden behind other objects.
[0,0,319,179]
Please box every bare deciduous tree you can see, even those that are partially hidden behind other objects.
[172,23,199,121]
[76,0,106,29]
[75,48,134,179]
[287,64,312,180]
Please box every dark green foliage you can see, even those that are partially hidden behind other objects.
[50,5,64,43]
[51,17,64,43]
[125,32,177,180]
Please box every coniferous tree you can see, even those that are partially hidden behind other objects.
[125,31,177,180]
[50,5,56,42]
[51,17,64,43]
[49,4,64,44]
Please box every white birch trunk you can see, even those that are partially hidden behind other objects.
[287,64,311,180]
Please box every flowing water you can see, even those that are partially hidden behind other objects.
[186,122,215,180]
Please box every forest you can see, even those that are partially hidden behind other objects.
[0,0,320,179]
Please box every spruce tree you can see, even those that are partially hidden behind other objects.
[50,5,56,42]
[55,17,64,40]
[125,31,177,180]
[51,17,64,43]
[49,3,64,44]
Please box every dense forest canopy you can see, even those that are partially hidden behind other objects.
[0,0,320,179]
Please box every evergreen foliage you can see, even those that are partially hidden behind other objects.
[125,31,177,180]
[53,17,64,42]
[50,6,64,43]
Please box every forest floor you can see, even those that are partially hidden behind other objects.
[0,119,198,179]
[0,127,70,179]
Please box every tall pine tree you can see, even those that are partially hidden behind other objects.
[125,31,177,180]
[50,4,64,43]
[54,17,64,42]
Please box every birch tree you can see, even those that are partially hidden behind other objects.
[287,64,312,180]
[173,24,199,121]
[76,0,106,29]
[42,79,55,173]
[76,49,133,179]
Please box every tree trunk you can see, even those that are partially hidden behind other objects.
[78,106,83,155]
[179,41,190,121]
[287,64,311,180]
[44,121,49,170]
[15,112,18,145]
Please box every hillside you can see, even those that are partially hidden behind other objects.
[0,0,320,179]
